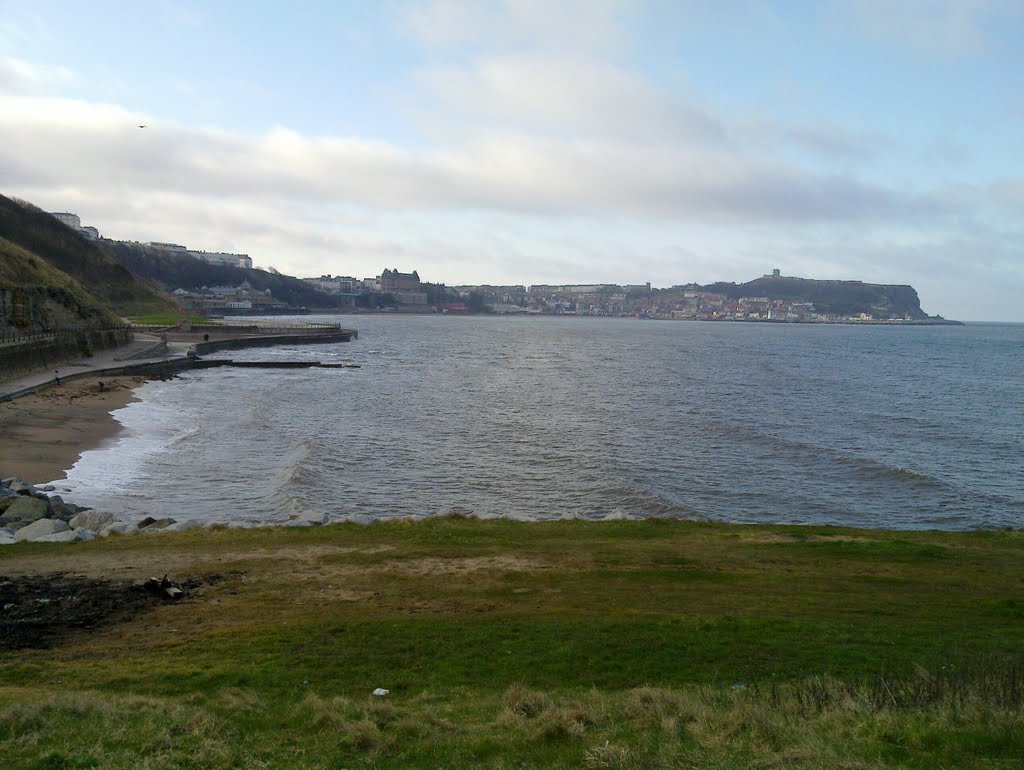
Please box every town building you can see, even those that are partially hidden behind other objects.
[379,269,422,293]
[148,243,252,269]
[50,212,101,239]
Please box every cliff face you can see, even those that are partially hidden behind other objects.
[701,276,930,319]
[0,196,175,317]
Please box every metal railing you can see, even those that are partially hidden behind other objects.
[0,324,132,346]
[131,321,343,334]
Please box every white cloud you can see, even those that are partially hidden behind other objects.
[414,52,725,144]
[0,87,941,225]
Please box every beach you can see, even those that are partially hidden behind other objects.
[0,376,144,483]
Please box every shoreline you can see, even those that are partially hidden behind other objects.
[0,376,146,483]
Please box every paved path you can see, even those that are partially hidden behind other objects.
[0,333,191,402]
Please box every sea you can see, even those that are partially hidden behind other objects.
[54,315,1024,531]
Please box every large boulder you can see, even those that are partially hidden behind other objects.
[0,529,16,546]
[14,518,70,541]
[2,496,51,526]
[288,510,328,526]
[50,503,80,522]
[100,522,138,537]
[2,476,29,491]
[33,530,80,543]
[345,514,377,525]
[165,519,202,532]
[140,518,176,532]
[69,510,116,531]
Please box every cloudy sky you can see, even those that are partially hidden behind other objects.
[1,1,1021,320]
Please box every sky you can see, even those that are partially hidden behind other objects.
[0,1,1021,320]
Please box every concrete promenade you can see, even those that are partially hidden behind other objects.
[0,325,357,402]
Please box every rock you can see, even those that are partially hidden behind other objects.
[288,510,328,525]
[2,496,51,525]
[1,476,25,489]
[32,530,79,543]
[69,510,116,530]
[47,495,64,505]
[72,527,95,541]
[50,503,78,522]
[39,485,56,492]
[283,519,314,527]
[0,529,17,545]
[14,518,70,541]
[0,497,16,515]
[346,514,377,525]
[144,576,185,600]
[100,522,138,537]
[165,519,202,532]
[137,516,157,529]
[140,518,176,532]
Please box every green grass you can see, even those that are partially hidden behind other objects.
[1,518,1022,768]
[126,314,220,326]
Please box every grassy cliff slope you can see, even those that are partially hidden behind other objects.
[0,195,175,317]
[0,237,122,329]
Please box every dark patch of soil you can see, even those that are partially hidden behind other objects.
[0,573,214,649]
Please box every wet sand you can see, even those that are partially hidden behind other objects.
[0,377,145,483]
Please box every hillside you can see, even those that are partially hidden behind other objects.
[0,237,122,329]
[699,275,931,319]
[0,196,175,317]
[103,240,351,310]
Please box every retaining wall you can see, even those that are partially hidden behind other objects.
[0,327,131,383]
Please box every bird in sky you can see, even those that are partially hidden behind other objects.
[137,125,147,128]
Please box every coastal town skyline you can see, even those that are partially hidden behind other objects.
[1,1,1021,321]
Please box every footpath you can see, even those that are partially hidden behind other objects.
[0,333,191,403]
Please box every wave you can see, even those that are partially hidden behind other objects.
[722,422,947,490]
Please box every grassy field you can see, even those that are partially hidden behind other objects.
[1,518,1022,768]
[126,314,220,327]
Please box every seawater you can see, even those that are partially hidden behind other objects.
[56,316,1024,530]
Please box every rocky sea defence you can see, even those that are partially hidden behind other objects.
[0,475,347,543]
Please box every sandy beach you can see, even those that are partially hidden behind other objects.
[0,377,145,483]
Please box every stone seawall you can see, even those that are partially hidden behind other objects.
[191,330,355,355]
[0,328,132,383]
